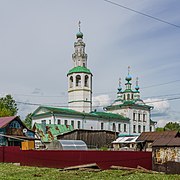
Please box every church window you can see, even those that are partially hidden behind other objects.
[65,120,68,126]
[49,120,51,124]
[143,114,146,122]
[124,124,127,132]
[143,126,146,132]
[84,75,89,87]
[150,126,152,132]
[138,113,141,121]
[77,121,81,129]
[69,76,73,88]
[41,120,46,124]
[71,120,74,128]
[127,94,130,100]
[76,75,81,86]
[133,125,136,133]
[57,119,61,125]
[132,94,134,99]
[133,112,136,121]
[138,125,141,133]
[123,94,126,100]
[112,123,116,131]
[118,124,121,132]
[101,122,104,130]
[83,63,85,67]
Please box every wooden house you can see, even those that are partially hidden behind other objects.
[0,116,35,146]
[152,137,180,174]
[136,131,180,151]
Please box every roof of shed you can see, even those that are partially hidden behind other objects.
[33,123,74,142]
[136,131,179,142]
[152,137,180,147]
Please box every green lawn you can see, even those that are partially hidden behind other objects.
[0,163,179,180]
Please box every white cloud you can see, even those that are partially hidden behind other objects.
[92,94,111,111]
[144,98,170,116]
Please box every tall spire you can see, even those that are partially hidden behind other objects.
[118,78,122,92]
[76,21,83,39]
[135,77,140,91]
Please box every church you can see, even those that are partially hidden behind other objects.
[31,24,155,136]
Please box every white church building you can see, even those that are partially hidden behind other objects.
[32,25,155,136]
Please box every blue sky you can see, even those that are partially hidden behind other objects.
[0,0,180,127]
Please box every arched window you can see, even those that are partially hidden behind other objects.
[84,75,89,87]
[127,94,130,100]
[123,94,126,100]
[76,75,81,87]
[69,76,73,88]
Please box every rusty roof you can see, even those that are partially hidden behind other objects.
[152,137,180,147]
[136,131,179,142]
[0,116,18,128]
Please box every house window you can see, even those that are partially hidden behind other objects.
[76,75,81,87]
[9,121,20,129]
[65,120,68,126]
[133,125,136,133]
[49,120,51,124]
[143,126,146,132]
[124,124,127,132]
[41,120,46,124]
[138,125,141,133]
[112,123,116,131]
[118,124,121,132]
[71,120,74,128]
[77,121,81,129]
[57,119,61,125]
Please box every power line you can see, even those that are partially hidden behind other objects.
[103,0,180,28]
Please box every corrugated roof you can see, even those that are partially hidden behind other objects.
[0,116,17,128]
[136,131,179,142]
[33,123,74,142]
[152,137,180,147]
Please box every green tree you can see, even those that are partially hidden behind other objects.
[23,113,32,129]
[164,122,180,131]
[156,127,164,132]
[0,94,18,117]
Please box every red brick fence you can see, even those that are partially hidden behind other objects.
[0,147,152,170]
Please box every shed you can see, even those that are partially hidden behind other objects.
[47,140,87,150]
[152,137,180,174]
[136,131,180,151]
[57,129,118,149]
[112,136,139,150]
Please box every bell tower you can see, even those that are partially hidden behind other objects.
[67,22,92,113]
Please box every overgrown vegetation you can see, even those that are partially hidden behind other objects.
[0,163,179,180]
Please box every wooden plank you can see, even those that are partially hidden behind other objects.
[63,163,100,170]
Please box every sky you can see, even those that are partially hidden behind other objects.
[0,0,180,127]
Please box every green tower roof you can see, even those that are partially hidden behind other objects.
[67,66,92,75]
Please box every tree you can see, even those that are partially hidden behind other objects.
[23,113,32,129]
[164,122,180,131]
[0,94,18,117]
[156,127,164,132]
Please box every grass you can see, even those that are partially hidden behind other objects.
[0,163,179,180]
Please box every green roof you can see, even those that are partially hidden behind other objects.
[67,66,92,75]
[33,123,73,142]
[32,105,129,121]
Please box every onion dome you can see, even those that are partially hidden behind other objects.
[76,31,83,39]
[135,85,140,91]
[125,74,132,82]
